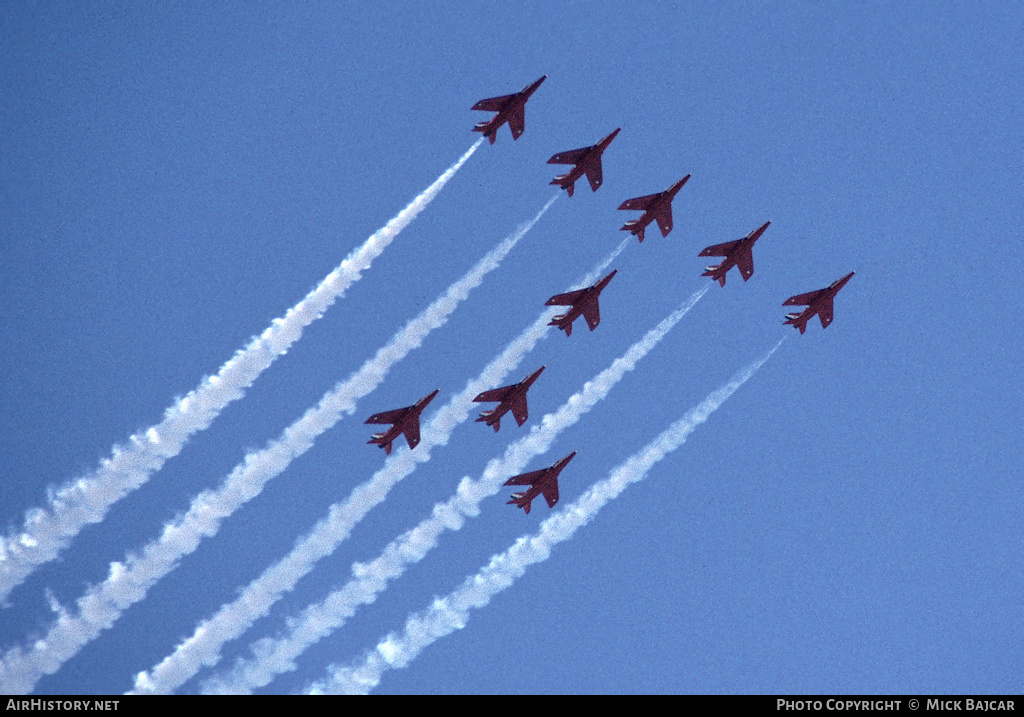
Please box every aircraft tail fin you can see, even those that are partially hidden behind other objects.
[548,314,572,336]
[507,492,531,514]
[702,265,726,286]
[550,175,575,196]
[368,432,394,454]
[621,220,644,242]
[473,121,497,143]
[476,410,500,431]
[784,313,808,334]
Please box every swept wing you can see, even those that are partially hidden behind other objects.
[698,239,742,257]
[365,407,410,425]
[654,205,673,237]
[471,94,515,112]
[547,147,589,165]
[783,289,826,307]
[545,288,587,306]
[618,193,660,211]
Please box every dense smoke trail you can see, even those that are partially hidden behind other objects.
[0,140,483,605]
[130,229,626,695]
[201,284,708,694]
[311,339,784,694]
[0,185,544,695]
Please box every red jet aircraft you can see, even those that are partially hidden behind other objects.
[699,221,771,287]
[473,366,545,432]
[471,75,547,144]
[547,128,621,196]
[545,270,617,336]
[504,451,577,514]
[618,175,691,242]
[783,271,855,333]
[365,389,440,455]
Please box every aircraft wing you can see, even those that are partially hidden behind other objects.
[618,193,659,211]
[541,482,559,509]
[783,289,825,306]
[547,147,589,165]
[736,246,755,280]
[510,394,529,427]
[365,407,409,425]
[473,385,514,404]
[472,94,513,112]
[508,105,526,140]
[584,162,603,192]
[818,296,834,328]
[546,288,587,306]
[699,239,741,257]
[402,420,422,450]
[503,467,548,487]
[654,206,673,237]
[581,299,600,331]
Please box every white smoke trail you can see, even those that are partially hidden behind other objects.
[0,140,483,605]
[311,338,784,694]
[130,230,627,695]
[201,283,709,694]
[0,187,544,695]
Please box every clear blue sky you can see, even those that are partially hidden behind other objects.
[1,1,1021,694]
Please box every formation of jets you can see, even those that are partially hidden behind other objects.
[365,76,855,515]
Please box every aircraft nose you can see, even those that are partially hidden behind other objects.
[672,174,692,192]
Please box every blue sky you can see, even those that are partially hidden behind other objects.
[1,1,1021,694]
